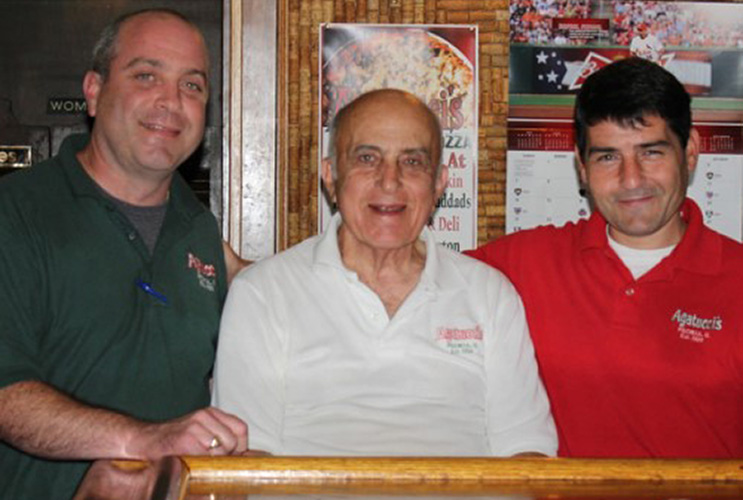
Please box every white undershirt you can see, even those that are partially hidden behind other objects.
[607,229,676,280]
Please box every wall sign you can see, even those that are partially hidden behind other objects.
[0,145,32,168]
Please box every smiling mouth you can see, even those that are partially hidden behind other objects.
[616,189,657,205]
[142,122,180,137]
[370,204,406,214]
[615,197,656,212]
[619,195,652,203]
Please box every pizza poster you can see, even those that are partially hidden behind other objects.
[507,0,743,241]
[319,24,479,252]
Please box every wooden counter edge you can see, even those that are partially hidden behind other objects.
[181,456,743,484]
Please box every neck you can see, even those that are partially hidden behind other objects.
[608,213,686,250]
[338,228,427,318]
[76,141,172,207]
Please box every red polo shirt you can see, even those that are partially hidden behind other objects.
[467,199,743,457]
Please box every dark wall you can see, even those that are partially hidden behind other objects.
[0,0,223,211]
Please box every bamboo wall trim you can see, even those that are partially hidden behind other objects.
[225,0,243,249]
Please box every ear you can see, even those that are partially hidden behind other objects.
[434,163,449,199]
[321,158,337,204]
[574,145,588,185]
[82,71,103,118]
[685,128,700,174]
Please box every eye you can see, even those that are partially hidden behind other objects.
[593,152,617,163]
[183,80,205,93]
[400,154,429,169]
[355,152,379,166]
[134,72,155,82]
[642,149,664,158]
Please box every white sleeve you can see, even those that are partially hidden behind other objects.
[629,37,640,55]
[485,272,558,456]
[212,270,286,454]
[652,37,664,55]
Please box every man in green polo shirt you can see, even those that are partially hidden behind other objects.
[0,9,247,499]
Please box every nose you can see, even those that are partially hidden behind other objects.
[619,155,644,189]
[155,81,181,111]
[378,159,402,192]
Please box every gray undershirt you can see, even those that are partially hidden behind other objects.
[102,192,168,255]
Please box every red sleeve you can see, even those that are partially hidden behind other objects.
[465,240,507,271]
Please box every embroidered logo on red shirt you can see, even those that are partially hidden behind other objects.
[188,252,216,292]
[436,325,483,355]
[671,308,722,344]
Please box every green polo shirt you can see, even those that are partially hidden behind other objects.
[0,134,228,499]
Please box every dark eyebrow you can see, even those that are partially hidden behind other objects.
[638,140,672,149]
[587,146,617,156]
[588,140,672,157]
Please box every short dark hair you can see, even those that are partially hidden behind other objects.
[574,57,691,161]
[91,8,199,80]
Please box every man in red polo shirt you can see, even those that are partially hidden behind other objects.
[468,57,743,458]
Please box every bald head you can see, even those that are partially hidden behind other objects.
[320,88,449,254]
[327,89,443,179]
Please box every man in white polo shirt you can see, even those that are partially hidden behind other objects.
[213,89,556,456]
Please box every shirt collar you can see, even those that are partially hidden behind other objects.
[579,198,721,276]
[59,133,103,200]
[312,212,350,273]
[312,213,450,292]
[59,133,203,222]
[671,198,722,276]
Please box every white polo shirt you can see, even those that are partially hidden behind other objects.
[630,34,663,62]
[213,215,556,456]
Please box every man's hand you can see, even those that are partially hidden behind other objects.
[0,380,247,461]
[126,406,248,458]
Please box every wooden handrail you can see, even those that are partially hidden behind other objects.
[74,457,743,499]
[183,456,743,484]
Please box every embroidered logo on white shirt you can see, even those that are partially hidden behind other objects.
[671,308,722,344]
[436,325,483,355]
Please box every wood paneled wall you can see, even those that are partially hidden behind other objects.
[276,0,508,250]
